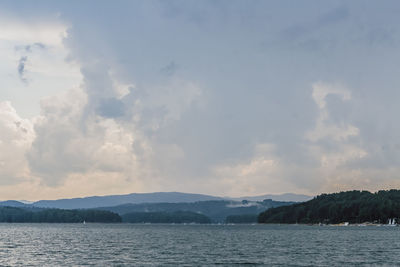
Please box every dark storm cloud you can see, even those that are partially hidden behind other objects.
[17,56,28,84]
[15,42,46,84]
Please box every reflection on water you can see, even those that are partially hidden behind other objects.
[0,224,399,266]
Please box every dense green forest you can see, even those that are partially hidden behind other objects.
[258,190,400,224]
[0,207,121,223]
[99,199,294,223]
[0,198,294,223]
[225,214,258,224]
[122,211,211,223]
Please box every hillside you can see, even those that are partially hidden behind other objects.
[0,200,30,208]
[98,199,294,223]
[0,207,121,223]
[258,190,400,224]
[0,192,306,210]
[33,192,223,209]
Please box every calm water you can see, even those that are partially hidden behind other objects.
[0,224,399,266]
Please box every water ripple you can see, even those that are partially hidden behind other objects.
[0,224,399,266]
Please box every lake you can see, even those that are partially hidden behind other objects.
[0,223,399,266]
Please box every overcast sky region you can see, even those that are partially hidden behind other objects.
[1,1,400,200]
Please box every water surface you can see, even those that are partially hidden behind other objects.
[0,224,399,266]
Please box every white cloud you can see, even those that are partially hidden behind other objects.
[207,82,372,196]
[26,71,200,192]
[311,82,351,109]
[307,82,358,142]
[0,17,67,46]
[0,15,82,118]
[0,101,34,184]
[2,2,400,200]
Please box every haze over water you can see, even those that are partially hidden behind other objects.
[1,224,399,266]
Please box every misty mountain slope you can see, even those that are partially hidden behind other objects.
[31,192,307,209]
[97,199,295,223]
[232,193,313,202]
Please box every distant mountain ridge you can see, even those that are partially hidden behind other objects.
[0,192,312,210]
[32,192,224,209]
[0,200,30,208]
[98,199,295,223]
[0,192,303,223]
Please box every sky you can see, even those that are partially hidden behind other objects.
[1,0,400,200]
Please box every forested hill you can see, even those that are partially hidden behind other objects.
[98,199,294,223]
[0,207,121,223]
[258,190,400,224]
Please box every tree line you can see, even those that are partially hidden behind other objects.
[100,199,293,223]
[0,207,121,223]
[0,206,259,224]
[121,211,211,223]
[258,190,400,224]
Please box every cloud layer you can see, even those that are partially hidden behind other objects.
[1,1,400,199]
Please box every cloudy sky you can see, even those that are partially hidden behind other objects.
[1,0,400,200]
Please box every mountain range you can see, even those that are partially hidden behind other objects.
[0,192,312,209]
[97,199,295,223]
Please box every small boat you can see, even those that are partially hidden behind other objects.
[386,218,396,226]
[83,220,86,225]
